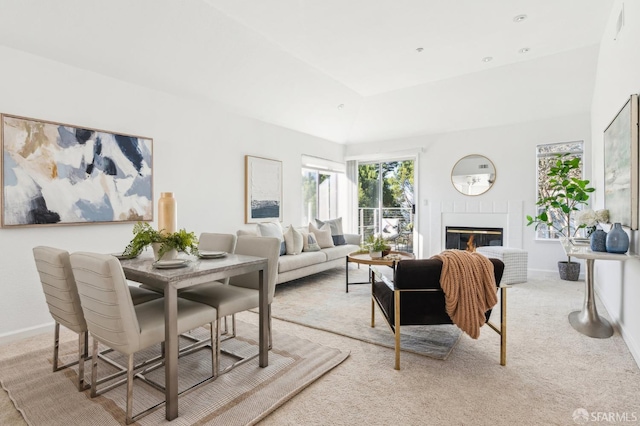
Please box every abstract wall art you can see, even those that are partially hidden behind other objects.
[245,155,282,223]
[1,114,153,227]
[603,94,639,230]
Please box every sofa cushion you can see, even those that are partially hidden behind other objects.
[315,217,346,245]
[278,251,327,273]
[322,244,359,261]
[309,222,334,248]
[283,225,303,255]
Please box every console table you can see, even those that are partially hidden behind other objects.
[561,239,637,338]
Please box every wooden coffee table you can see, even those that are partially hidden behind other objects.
[345,251,415,293]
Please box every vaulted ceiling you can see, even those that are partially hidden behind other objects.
[0,0,614,143]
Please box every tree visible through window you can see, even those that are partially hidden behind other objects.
[535,141,585,239]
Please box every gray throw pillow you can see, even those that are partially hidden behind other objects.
[315,217,346,245]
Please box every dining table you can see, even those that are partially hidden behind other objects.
[118,252,269,421]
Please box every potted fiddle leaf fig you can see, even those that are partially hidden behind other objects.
[526,153,595,280]
[123,222,199,260]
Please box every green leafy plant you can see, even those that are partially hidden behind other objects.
[526,153,595,262]
[361,234,391,253]
[122,222,199,259]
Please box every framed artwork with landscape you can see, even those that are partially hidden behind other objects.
[245,155,282,223]
[603,94,639,231]
[1,114,153,227]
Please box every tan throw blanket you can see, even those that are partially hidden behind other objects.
[431,250,498,339]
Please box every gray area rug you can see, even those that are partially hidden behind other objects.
[0,321,348,425]
[266,266,462,360]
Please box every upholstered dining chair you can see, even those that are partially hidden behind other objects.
[32,246,162,391]
[178,235,280,376]
[69,251,218,424]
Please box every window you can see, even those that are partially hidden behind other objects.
[535,141,584,239]
[301,156,344,225]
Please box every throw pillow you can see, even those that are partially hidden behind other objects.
[315,217,346,245]
[303,232,321,252]
[283,225,303,255]
[309,222,334,248]
[257,221,286,255]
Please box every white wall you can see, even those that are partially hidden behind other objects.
[345,112,592,272]
[0,46,344,342]
[590,0,640,366]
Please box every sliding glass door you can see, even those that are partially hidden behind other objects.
[358,160,415,253]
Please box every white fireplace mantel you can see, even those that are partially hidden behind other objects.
[429,200,524,255]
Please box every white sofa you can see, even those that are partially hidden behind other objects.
[237,224,361,285]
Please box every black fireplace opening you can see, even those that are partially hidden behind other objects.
[446,226,503,251]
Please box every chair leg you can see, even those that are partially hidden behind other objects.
[125,354,134,425]
[77,331,86,391]
[90,338,99,398]
[52,322,60,372]
[215,318,221,376]
[210,321,217,378]
[500,286,507,366]
[267,305,272,350]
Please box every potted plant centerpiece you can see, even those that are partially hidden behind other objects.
[526,153,595,280]
[362,234,391,259]
[122,222,199,261]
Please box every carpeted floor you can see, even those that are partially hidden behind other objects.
[2,268,640,425]
[0,321,348,425]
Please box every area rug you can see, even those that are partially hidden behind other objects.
[0,321,348,425]
[264,266,462,360]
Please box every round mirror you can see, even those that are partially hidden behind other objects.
[451,155,496,196]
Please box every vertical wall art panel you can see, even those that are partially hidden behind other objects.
[245,155,282,223]
[603,94,639,230]
[1,114,153,227]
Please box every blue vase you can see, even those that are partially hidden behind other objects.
[590,228,607,252]
[605,223,629,254]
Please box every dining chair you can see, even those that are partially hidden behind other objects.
[32,246,163,391]
[178,235,280,376]
[69,251,218,424]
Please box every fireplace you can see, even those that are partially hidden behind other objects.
[445,226,503,251]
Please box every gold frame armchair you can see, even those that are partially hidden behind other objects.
[371,257,506,370]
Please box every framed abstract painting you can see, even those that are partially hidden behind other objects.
[1,114,153,227]
[245,155,282,223]
[603,94,639,230]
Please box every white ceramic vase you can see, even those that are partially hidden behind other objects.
[152,243,178,261]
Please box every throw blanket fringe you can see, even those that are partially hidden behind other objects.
[431,250,498,339]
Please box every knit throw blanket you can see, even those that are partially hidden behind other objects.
[431,250,498,339]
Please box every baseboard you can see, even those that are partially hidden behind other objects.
[597,292,640,369]
[0,322,53,346]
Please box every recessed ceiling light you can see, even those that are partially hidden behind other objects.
[513,14,527,23]
[416,47,424,53]
[337,104,345,110]
[519,47,530,54]
[482,56,493,63]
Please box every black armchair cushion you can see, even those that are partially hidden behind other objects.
[372,258,505,327]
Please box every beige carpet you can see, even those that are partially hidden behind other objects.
[0,321,348,425]
[3,270,640,425]
[264,266,462,360]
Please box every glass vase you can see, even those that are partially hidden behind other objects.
[605,223,629,254]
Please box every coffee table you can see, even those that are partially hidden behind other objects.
[345,251,415,292]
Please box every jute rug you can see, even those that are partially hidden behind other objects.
[0,320,348,425]
[264,266,462,360]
